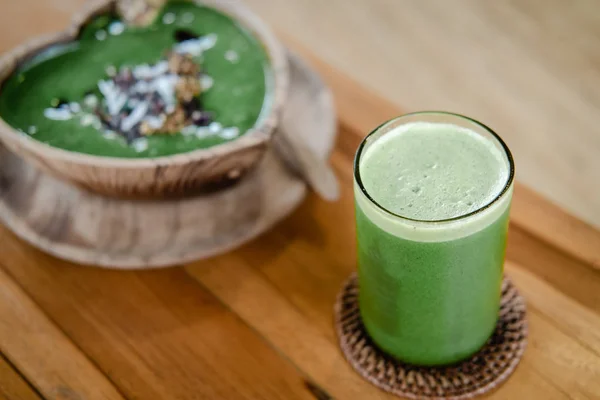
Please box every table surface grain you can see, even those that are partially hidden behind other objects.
[1,1,600,399]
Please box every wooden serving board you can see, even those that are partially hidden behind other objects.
[1,43,600,400]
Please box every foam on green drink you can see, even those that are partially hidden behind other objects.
[354,114,514,365]
[360,122,508,221]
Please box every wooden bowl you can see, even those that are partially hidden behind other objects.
[0,0,288,198]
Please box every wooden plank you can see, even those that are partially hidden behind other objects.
[506,262,600,399]
[506,261,600,358]
[507,224,600,314]
[0,267,125,400]
[0,232,320,400]
[186,255,396,399]
[523,313,599,399]
[511,185,600,270]
[285,37,600,272]
[0,355,41,400]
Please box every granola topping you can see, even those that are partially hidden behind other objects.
[42,34,244,150]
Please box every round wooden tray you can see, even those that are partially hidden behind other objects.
[0,52,336,269]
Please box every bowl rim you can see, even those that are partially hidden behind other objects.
[0,0,289,168]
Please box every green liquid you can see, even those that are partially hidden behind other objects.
[355,120,512,365]
[0,1,269,158]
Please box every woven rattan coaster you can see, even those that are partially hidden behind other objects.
[334,273,528,400]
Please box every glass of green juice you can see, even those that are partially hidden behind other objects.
[354,111,515,366]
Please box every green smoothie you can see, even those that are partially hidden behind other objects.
[354,113,514,365]
[0,1,270,158]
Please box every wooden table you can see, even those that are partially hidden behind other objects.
[2,5,600,400]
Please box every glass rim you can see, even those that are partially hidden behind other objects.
[353,111,515,224]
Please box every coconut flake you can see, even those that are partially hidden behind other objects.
[80,114,98,127]
[162,12,176,25]
[132,80,151,94]
[220,127,239,139]
[103,131,117,140]
[108,21,125,36]
[174,34,217,57]
[127,98,140,108]
[152,74,179,105]
[69,102,81,113]
[201,34,218,51]
[132,61,169,80]
[181,125,197,136]
[95,30,107,41]
[44,107,72,121]
[83,94,98,109]
[224,50,239,63]
[143,114,166,130]
[208,121,222,133]
[105,65,117,77]
[121,101,149,132]
[195,126,213,138]
[200,75,213,90]
[132,137,148,152]
[181,12,194,24]
[98,80,127,115]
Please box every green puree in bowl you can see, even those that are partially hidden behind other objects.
[0,2,269,158]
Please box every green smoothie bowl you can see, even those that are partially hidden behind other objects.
[0,0,288,197]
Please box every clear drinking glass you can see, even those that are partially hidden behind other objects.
[354,112,515,365]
